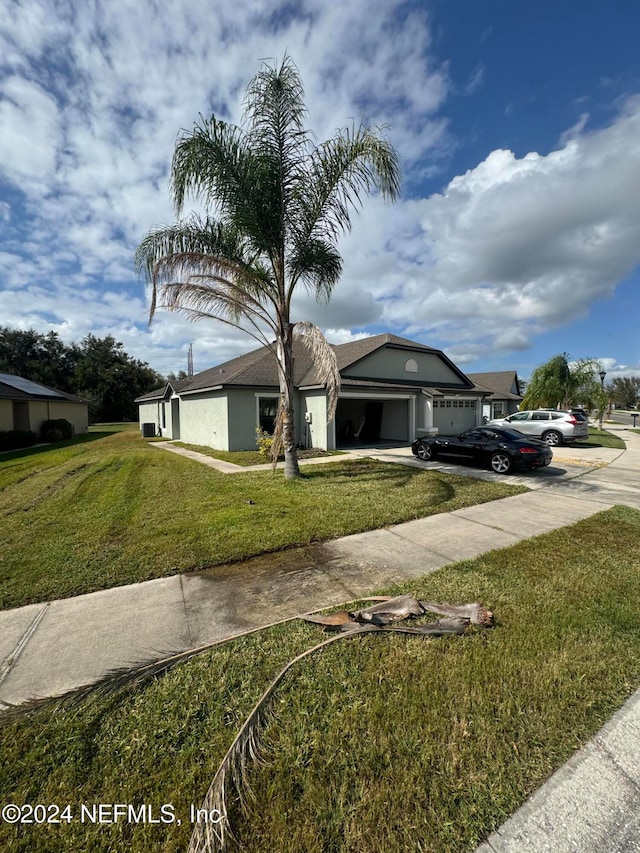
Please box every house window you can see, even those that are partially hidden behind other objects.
[161,402,166,429]
[405,358,418,373]
[258,396,278,434]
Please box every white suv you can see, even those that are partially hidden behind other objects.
[486,410,589,446]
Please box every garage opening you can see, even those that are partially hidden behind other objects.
[335,397,410,448]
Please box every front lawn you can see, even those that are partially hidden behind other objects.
[2,506,640,853]
[0,429,524,610]
[574,426,625,449]
[172,441,344,466]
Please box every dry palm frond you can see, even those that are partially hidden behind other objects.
[187,627,376,853]
[188,599,490,853]
[293,321,341,421]
[420,601,495,627]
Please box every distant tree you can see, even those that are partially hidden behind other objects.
[166,369,188,382]
[608,377,640,410]
[522,353,602,411]
[0,327,74,391]
[71,334,164,422]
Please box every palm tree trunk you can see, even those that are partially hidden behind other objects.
[278,325,300,479]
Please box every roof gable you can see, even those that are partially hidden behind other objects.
[466,371,522,400]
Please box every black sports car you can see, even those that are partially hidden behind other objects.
[411,426,553,474]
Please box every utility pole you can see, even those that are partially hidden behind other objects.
[187,343,193,378]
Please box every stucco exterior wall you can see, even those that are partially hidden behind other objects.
[139,401,160,434]
[342,348,465,385]
[0,400,13,431]
[29,402,48,433]
[179,392,229,449]
[228,389,265,451]
[49,401,89,434]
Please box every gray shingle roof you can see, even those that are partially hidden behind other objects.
[139,333,477,401]
[466,371,522,400]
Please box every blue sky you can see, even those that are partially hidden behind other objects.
[1,0,639,381]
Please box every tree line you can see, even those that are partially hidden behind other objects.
[0,327,165,423]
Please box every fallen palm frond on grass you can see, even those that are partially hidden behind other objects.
[190,595,493,853]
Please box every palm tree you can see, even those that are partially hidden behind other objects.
[136,56,400,478]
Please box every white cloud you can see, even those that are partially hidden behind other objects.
[330,97,640,358]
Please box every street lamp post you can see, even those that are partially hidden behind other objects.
[599,369,606,429]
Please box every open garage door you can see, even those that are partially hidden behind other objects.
[335,396,411,447]
[432,399,477,434]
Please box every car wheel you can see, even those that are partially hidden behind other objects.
[416,443,433,461]
[490,452,512,474]
[542,430,562,446]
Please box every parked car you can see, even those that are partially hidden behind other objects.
[486,409,589,445]
[411,426,553,474]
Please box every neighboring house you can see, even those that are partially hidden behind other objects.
[466,371,523,422]
[0,373,89,436]
[137,334,496,451]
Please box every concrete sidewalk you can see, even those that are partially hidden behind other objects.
[1,424,640,851]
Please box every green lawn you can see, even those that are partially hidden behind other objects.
[575,426,625,449]
[0,429,524,610]
[172,441,344,466]
[2,506,640,853]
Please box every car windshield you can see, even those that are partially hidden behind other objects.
[487,427,534,441]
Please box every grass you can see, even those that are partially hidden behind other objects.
[172,442,344,466]
[0,429,524,610]
[2,506,640,853]
[574,426,625,449]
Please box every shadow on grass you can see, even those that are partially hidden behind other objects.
[0,432,117,462]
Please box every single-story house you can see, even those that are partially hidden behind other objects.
[137,334,499,451]
[466,371,523,421]
[0,373,89,436]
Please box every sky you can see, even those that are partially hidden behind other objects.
[1,0,639,382]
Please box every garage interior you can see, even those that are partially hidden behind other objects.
[335,397,410,448]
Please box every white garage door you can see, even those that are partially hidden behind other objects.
[433,399,477,434]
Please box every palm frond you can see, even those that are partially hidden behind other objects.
[187,627,378,853]
[293,322,341,421]
[188,598,488,853]
[297,121,401,244]
[287,236,343,303]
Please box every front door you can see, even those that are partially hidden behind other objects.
[171,398,181,440]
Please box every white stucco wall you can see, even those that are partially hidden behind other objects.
[138,401,160,433]
[179,393,229,449]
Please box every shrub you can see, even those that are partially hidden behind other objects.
[255,426,274,459]
[0,430,38,451]
[41,419,73,442]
